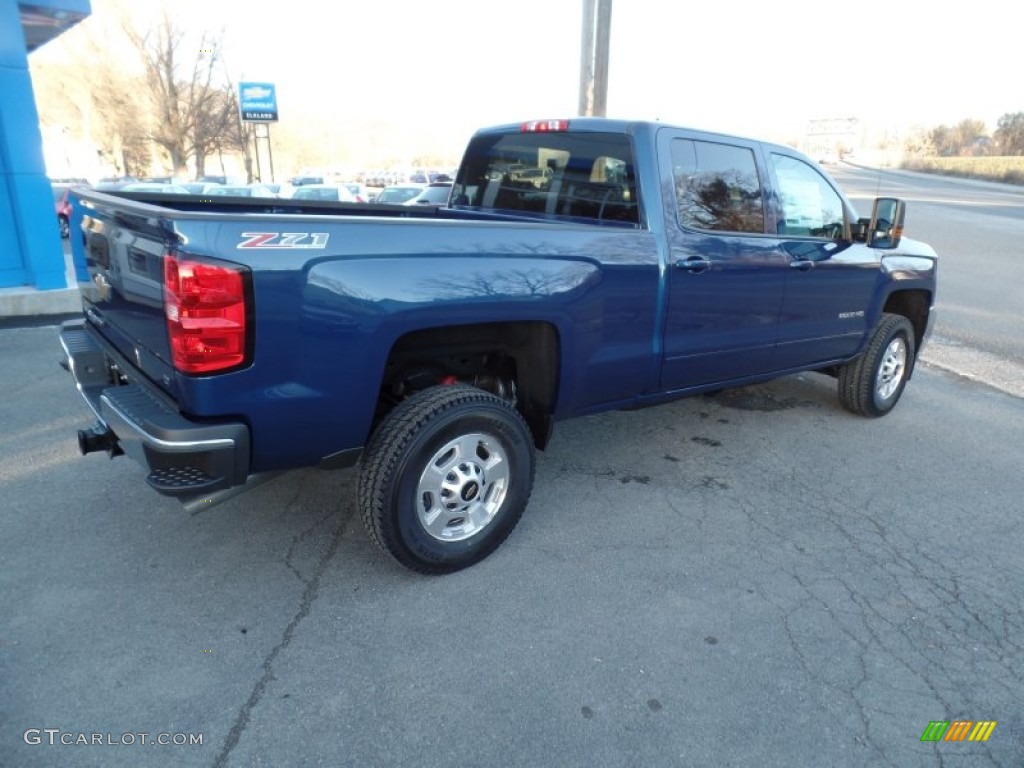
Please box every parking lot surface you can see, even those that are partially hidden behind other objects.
[1,325,1022,767]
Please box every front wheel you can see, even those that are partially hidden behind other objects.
[358,384,535,574]
[837,313,916,417]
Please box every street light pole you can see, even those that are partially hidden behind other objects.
[578,0,595,116]
[578,0,612,117]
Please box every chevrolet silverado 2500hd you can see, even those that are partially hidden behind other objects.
[59,118,937,573]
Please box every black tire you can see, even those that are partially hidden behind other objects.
[58,215,70,239]
[837,313,916,417]
[358,384,535,574]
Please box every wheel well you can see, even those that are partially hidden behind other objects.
[380,321,560,449]
[883,290,931,350]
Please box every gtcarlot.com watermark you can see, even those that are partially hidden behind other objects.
[24,728,203,747]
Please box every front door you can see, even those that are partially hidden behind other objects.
[768,152,882,368]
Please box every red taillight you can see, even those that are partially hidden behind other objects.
[164,253,248,374]
[520,119,570,133]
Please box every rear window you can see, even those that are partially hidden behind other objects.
[453,131,640,225]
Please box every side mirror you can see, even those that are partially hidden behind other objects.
[868,197,905,249]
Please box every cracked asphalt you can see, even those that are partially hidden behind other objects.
[1,324,1021,767]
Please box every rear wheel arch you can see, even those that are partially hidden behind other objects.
[378,320,561,449]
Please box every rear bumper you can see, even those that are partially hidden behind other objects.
[59,320,250,497]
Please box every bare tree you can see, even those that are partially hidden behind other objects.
[124,12,236,177]
[32,48,151,177]
[994,112,1024,156]
[952,119,987,156]
[928,119,988,157]
[193,86,250,177]
[219,74,255,182]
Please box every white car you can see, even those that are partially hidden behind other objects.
[291,184,357,202]
[373,184,426,204]
[342,183,372,203]
[207,184,277,198]
[179,182,222,195]
[119,183,191,194]
[403,182,453,206]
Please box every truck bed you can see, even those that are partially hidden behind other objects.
[69,187,661,479]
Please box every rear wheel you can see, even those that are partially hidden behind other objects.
[838,313,916,417]
[358,384,535,574]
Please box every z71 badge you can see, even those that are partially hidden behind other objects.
[237,232,329,249]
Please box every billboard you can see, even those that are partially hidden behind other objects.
[239,82,278,122]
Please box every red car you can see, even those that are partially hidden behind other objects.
[53,184,73,238]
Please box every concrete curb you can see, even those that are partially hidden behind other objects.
[0,285,81,318]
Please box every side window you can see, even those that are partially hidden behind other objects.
[770,154,845,238]
[672,139,765,234]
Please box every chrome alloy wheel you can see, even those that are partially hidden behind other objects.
[416,432,509,542]
[875,337,907,402]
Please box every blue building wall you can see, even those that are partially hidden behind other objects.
[0,0,90,290]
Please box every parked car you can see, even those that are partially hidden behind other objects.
[281,183,298,199]
[403,181,453,205]
[197,175,246,186]
[119,183,190,194]
[374,183,425,204]
[52,184,74,238]
[247,183,279,198]
[94,179,138,191]
[342,183,371,203]
[289,175,324,187]
[179,182,221,195]
[291,184,357,202]
[207,184,276,198]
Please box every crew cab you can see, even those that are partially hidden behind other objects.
[59,118,937,573]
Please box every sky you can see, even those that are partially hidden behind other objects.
[218,0,1018,132]
[31,0,1021,170]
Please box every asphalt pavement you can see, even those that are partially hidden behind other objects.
[1,323,1022,767]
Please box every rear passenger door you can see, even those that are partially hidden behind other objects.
[658,130,788,390]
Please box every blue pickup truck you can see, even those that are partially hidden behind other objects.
[60,118,937,573]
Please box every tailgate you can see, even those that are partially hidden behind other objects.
[75,192,177,390]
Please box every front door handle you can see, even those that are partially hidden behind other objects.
[789,259,815,271]
[676,256,711,274]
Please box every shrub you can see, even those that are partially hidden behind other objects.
[900,156,1024,186]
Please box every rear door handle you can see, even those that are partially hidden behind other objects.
[676,256,711,274]
[789,259,815,271]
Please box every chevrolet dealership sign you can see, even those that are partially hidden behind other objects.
[239,82,278,122]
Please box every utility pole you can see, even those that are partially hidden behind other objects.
[578,0,612,116]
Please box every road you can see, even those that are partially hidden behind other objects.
[1,170,1022,767]
[831,164,1024,396]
